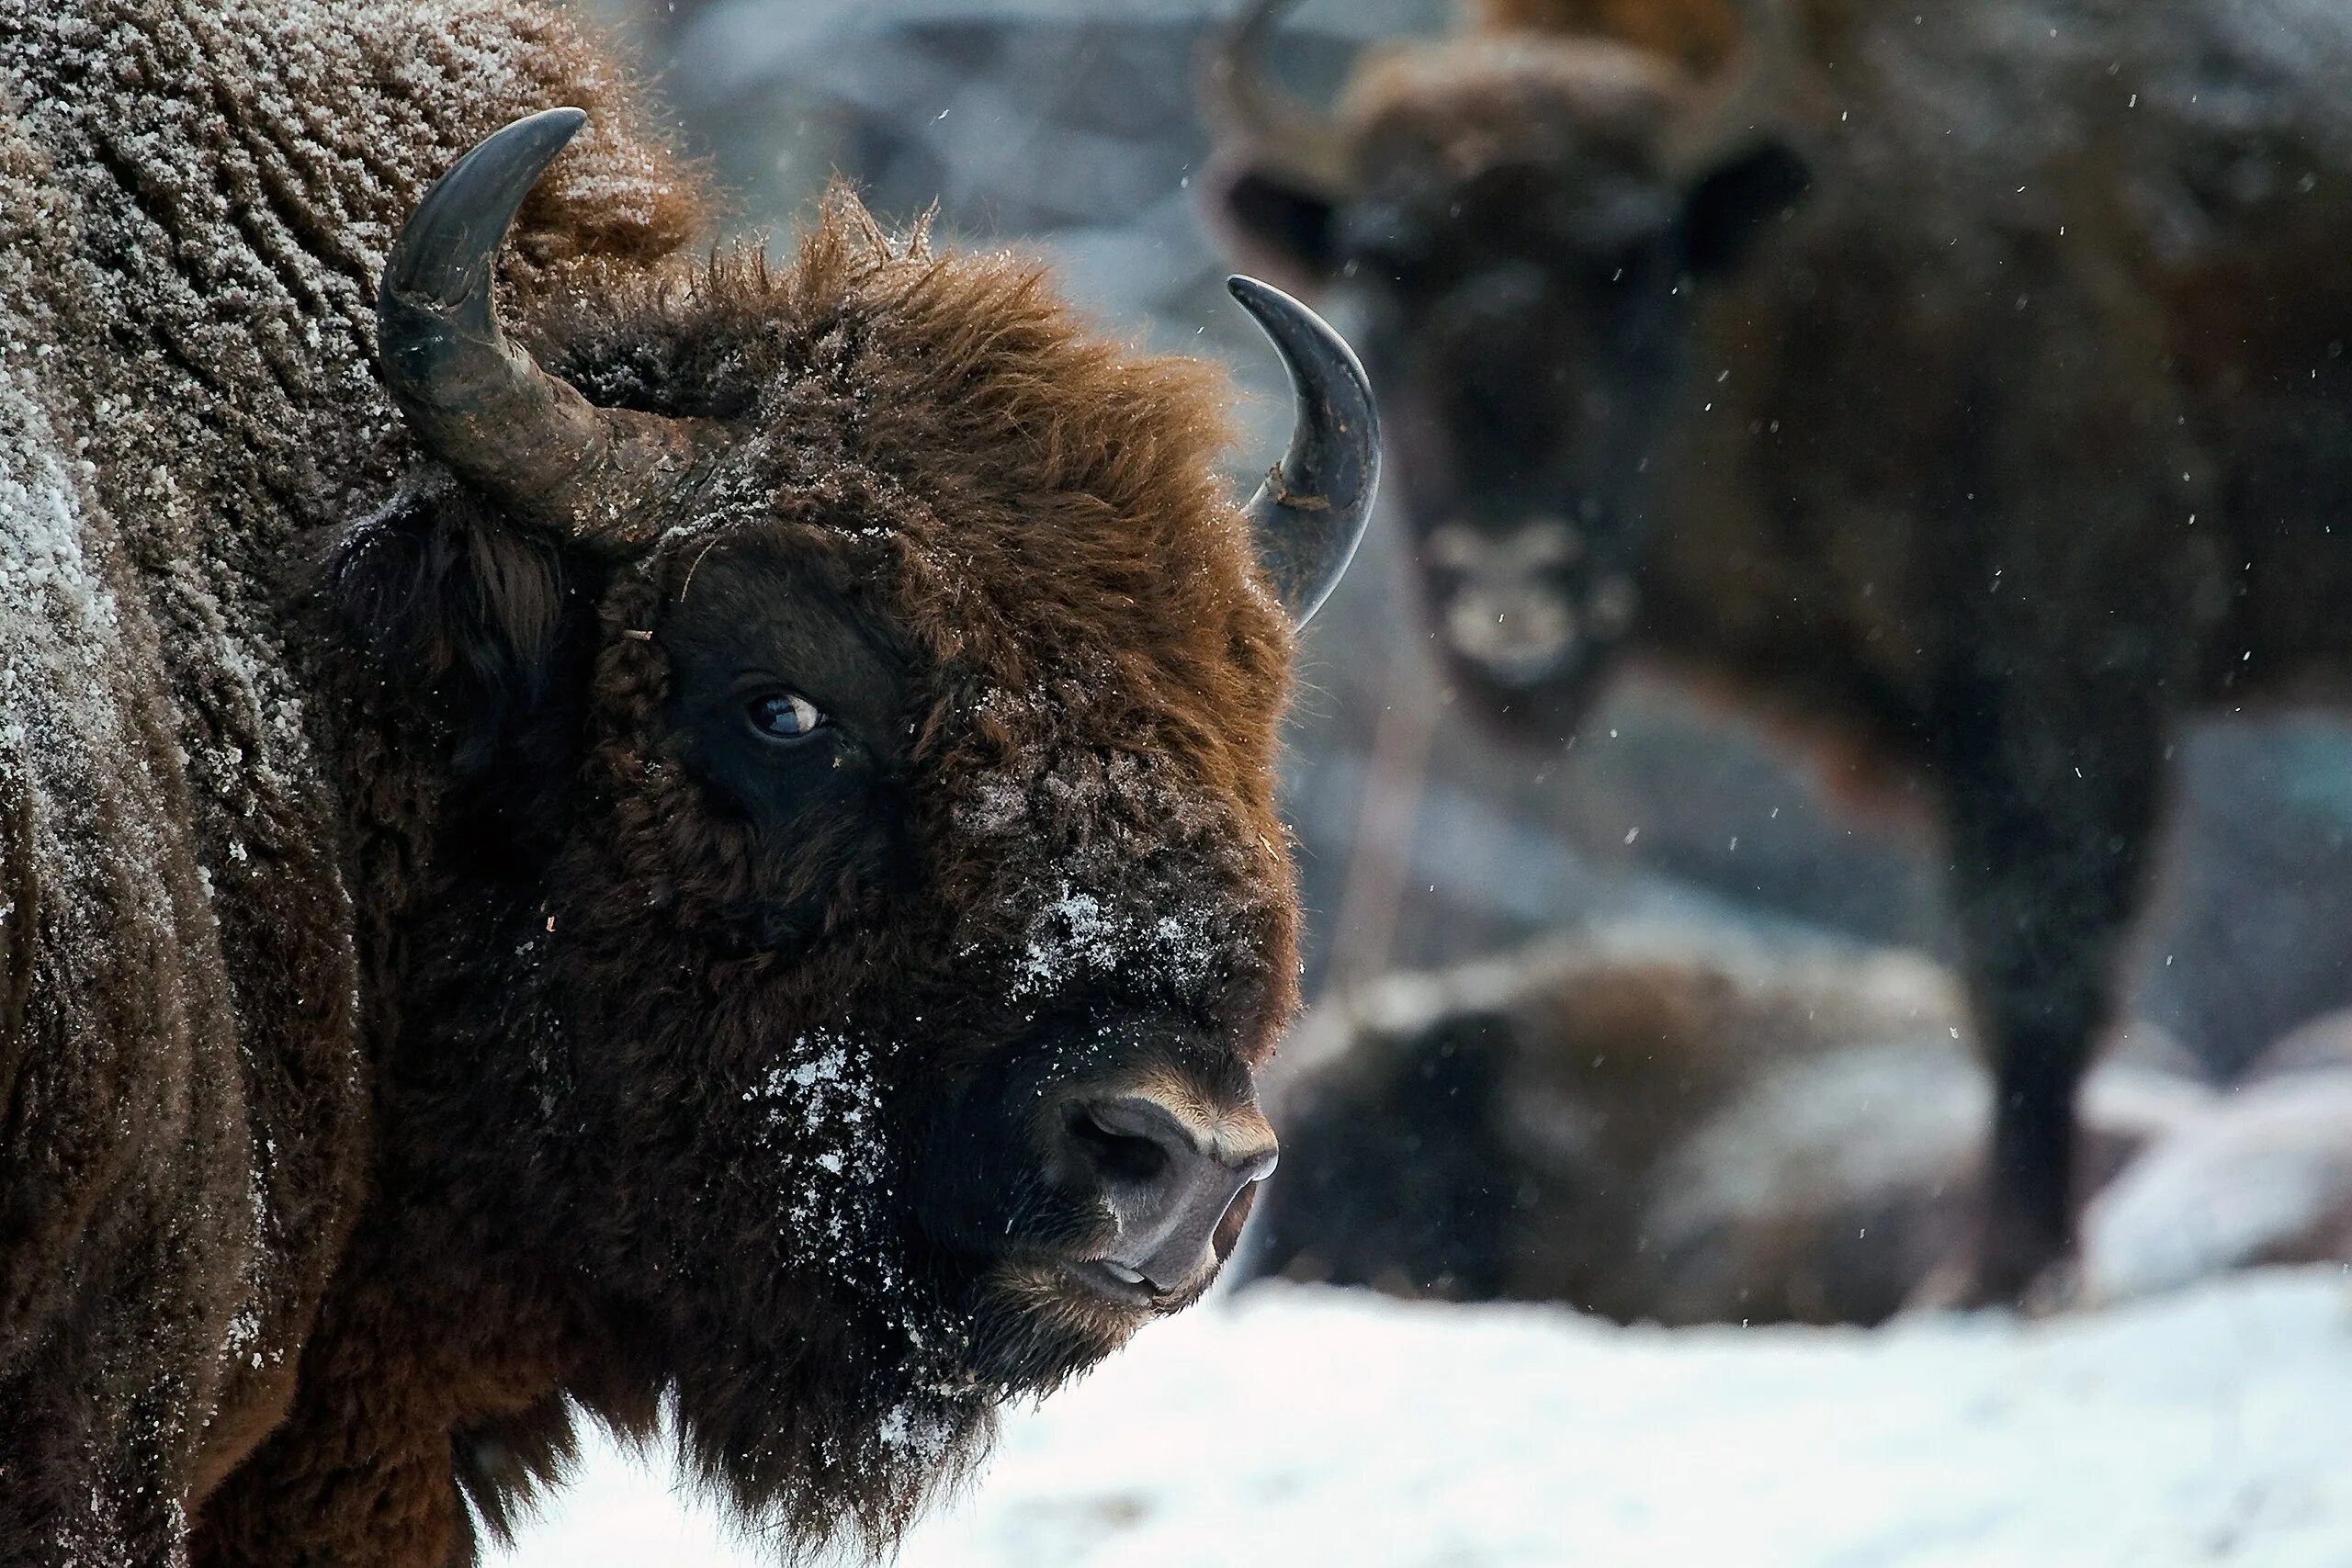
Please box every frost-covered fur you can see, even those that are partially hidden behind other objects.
[0,4,1297,1565]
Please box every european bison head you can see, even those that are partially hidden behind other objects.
[1203,0,1806,736]
[334,111,1374,1544]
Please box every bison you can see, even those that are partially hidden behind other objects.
[1200,0,2352,1301]
[1242,925,2207,1325]
[0,2,1378,1563]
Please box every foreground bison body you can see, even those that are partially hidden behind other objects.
[1204,0,2352,1298]
[0,3,1374,1562]
[1243,928,2203,1325]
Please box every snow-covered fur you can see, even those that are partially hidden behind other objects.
[1243,928,2205,1325]
[0,4,1299,1564]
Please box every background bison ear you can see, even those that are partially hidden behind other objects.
[1682,141,1812,276]
[1213,164,1343,288]
[326,475,582,773]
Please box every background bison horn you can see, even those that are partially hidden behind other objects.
[1200,0,1355,197]
[1230,275,1380,627]
[378,108,716,547]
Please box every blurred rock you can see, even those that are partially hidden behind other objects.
[2081,1074,2352,1305]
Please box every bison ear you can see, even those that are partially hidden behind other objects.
[1213,164,1342,288]
[326,476,582,772]
[1682,140,1811,276]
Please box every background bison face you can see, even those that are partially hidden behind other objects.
[1209,30,1807,740]
[340,195,1319,1542]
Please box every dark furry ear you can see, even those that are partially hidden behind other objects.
[1683,141,1812,276]
[326,474,577,772]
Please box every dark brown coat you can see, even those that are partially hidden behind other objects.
[2,3,1315,1563]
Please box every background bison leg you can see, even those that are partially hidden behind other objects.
[1935,681,2166,1305]
[1922,236,2203,1306]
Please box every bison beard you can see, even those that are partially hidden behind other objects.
[0,2,1377,1563]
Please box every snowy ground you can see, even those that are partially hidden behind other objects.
[496,1269,2352,1567]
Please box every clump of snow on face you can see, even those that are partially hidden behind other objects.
[1009,883,1222,1003]
[740,1029,927,1309]
[733,1024,993,1472]
[875,1399,959,1471]
[1012,887,1113,997]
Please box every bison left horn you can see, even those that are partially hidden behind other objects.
[1229,275,1379,627]
[378,108,716,547]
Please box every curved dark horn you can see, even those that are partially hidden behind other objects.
[1660,0,1801,179]
[1230,275,1379,627]
[1201,0,1354,195]
[379,108,713,547]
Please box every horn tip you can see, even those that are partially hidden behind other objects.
[513,105,591,152]
[1226,272,1287,315]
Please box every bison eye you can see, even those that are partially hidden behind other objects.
[746,690,827,742]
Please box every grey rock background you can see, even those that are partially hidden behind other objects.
[585,0,2352,1079]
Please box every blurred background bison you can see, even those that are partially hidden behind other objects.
[1201,0,2352,1300]
[1240,923,2208,1325]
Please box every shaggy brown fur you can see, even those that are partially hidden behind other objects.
[1245,928,2204,1325]
[1206,0,2352,1301]
[3,3,1304,1563]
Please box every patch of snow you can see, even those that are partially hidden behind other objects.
[2085,1078,2352,1304]
[497,1269,2352,1568]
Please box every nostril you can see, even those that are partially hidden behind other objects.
[1067,1103,1172,1188]
[1052,1091,1279,1297]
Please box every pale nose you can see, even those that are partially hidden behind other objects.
[1445,584,1577,682]
[1062,1093,1279,1293]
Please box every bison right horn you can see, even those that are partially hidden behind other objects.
[378,108,717,548]
[1229,276,1380,627]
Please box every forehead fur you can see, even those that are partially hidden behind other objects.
[1343,33,1696,182]
[536,189,1285,694]
[533,188,1300,1021]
